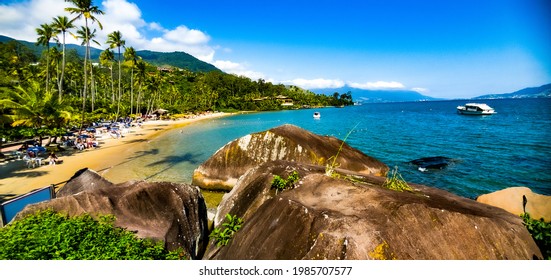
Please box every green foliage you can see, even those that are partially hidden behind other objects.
[0,209,185,260]
[521,212,551,260]
[2,29,354,142]
[271,171,300,193]
[382,166,412,192]
[209,214,243,247]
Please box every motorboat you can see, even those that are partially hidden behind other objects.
[313,112,321,119]
[456,103,496,115]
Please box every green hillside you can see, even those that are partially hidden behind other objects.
[0,35,219,73]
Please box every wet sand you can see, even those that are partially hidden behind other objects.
[0,113,230,200]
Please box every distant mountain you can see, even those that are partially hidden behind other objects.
[0,35,220,73]
[474,83,551,99]
[313,86,441,103]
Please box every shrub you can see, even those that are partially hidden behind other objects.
[521,212,551,260]
[209,214,243,247]
[271,171,300,193]
[0,209,185,260]
[382,166,412,192]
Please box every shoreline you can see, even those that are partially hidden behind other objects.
[0,112,232,200]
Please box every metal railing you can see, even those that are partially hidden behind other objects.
[0,185,56,227]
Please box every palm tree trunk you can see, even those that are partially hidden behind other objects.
[130,67,134,116]
[46,45,50,93]
[115,46,121,121]
[90,60,95,113]
[80,18,89,131]
[110,64,114,103]
[59,31,66,102]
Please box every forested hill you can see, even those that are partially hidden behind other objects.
[0,35,220,73]
[135,50,219,72]
[474,83,551,99]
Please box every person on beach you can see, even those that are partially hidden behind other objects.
[48,152,59,165]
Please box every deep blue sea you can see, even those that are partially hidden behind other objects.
[107,98,551,199]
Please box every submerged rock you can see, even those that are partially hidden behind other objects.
[205,160,542,260]
[14,170,209,259]
[477,187,551,222]
[192,124,389,191]
[409,156,454,171]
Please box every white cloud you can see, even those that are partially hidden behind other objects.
[285,78,345,89]
[163,26,209,45]
[213,60,266,80]
[0,0,220,64]
[0,0,67,42]
[348,81,405,90]
[148,22,165,32]
[411,87,429,93]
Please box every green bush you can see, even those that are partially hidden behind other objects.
[0,209,185,260]
[271,171,300,193]
[521,212,551,260]
[209,214,243,247]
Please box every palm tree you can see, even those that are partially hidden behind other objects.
[134,60,147,116]
[36,23,57,93]
[65,0,103,129]
[124,46,139,115]
[51,15,74,101]
[76,26,100,123]
[0,81,72,146]
[106,30,125,120]
[99,48,115,103]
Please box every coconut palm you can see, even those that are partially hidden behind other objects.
[51,15,75,101]
[124,46,139,115]
[99,48,115,103]
[65,0,103,129]
[134,60,147,116]
[106,30,125,120]
[35,23,57,93]
[75,26,100,122]
[0,81,72,145]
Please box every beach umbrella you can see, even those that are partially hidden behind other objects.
[78,134,91,139]
[27,146,46,154]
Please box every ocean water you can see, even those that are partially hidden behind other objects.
[109,98,551,199]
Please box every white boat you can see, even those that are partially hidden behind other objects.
[456,103,496,115]
[313,112,321,119]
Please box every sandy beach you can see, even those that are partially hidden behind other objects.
[0,112,231,200]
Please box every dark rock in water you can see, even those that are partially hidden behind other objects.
[409,156,453,171]
[15,170,209,259]
[192,124,389,191]
[204,160,542,260]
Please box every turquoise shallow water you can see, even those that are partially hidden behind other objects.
[109,98,551,199]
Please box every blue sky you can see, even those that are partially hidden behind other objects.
[1,0,550,98]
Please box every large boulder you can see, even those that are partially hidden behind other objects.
[476,187,551,222]
[192,124,389,191]
[205,161,542,260]
[14,170,209,259]
[56,168,114,197]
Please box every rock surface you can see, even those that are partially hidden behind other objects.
[205,161,542,260]
[192,124,389,191]
[14,169,209,259]
[477,187,551,222]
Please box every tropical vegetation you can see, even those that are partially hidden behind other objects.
[0,0,352,150]
[209,213,243,247]
[0,209,184,260]
[521,212,551,260]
